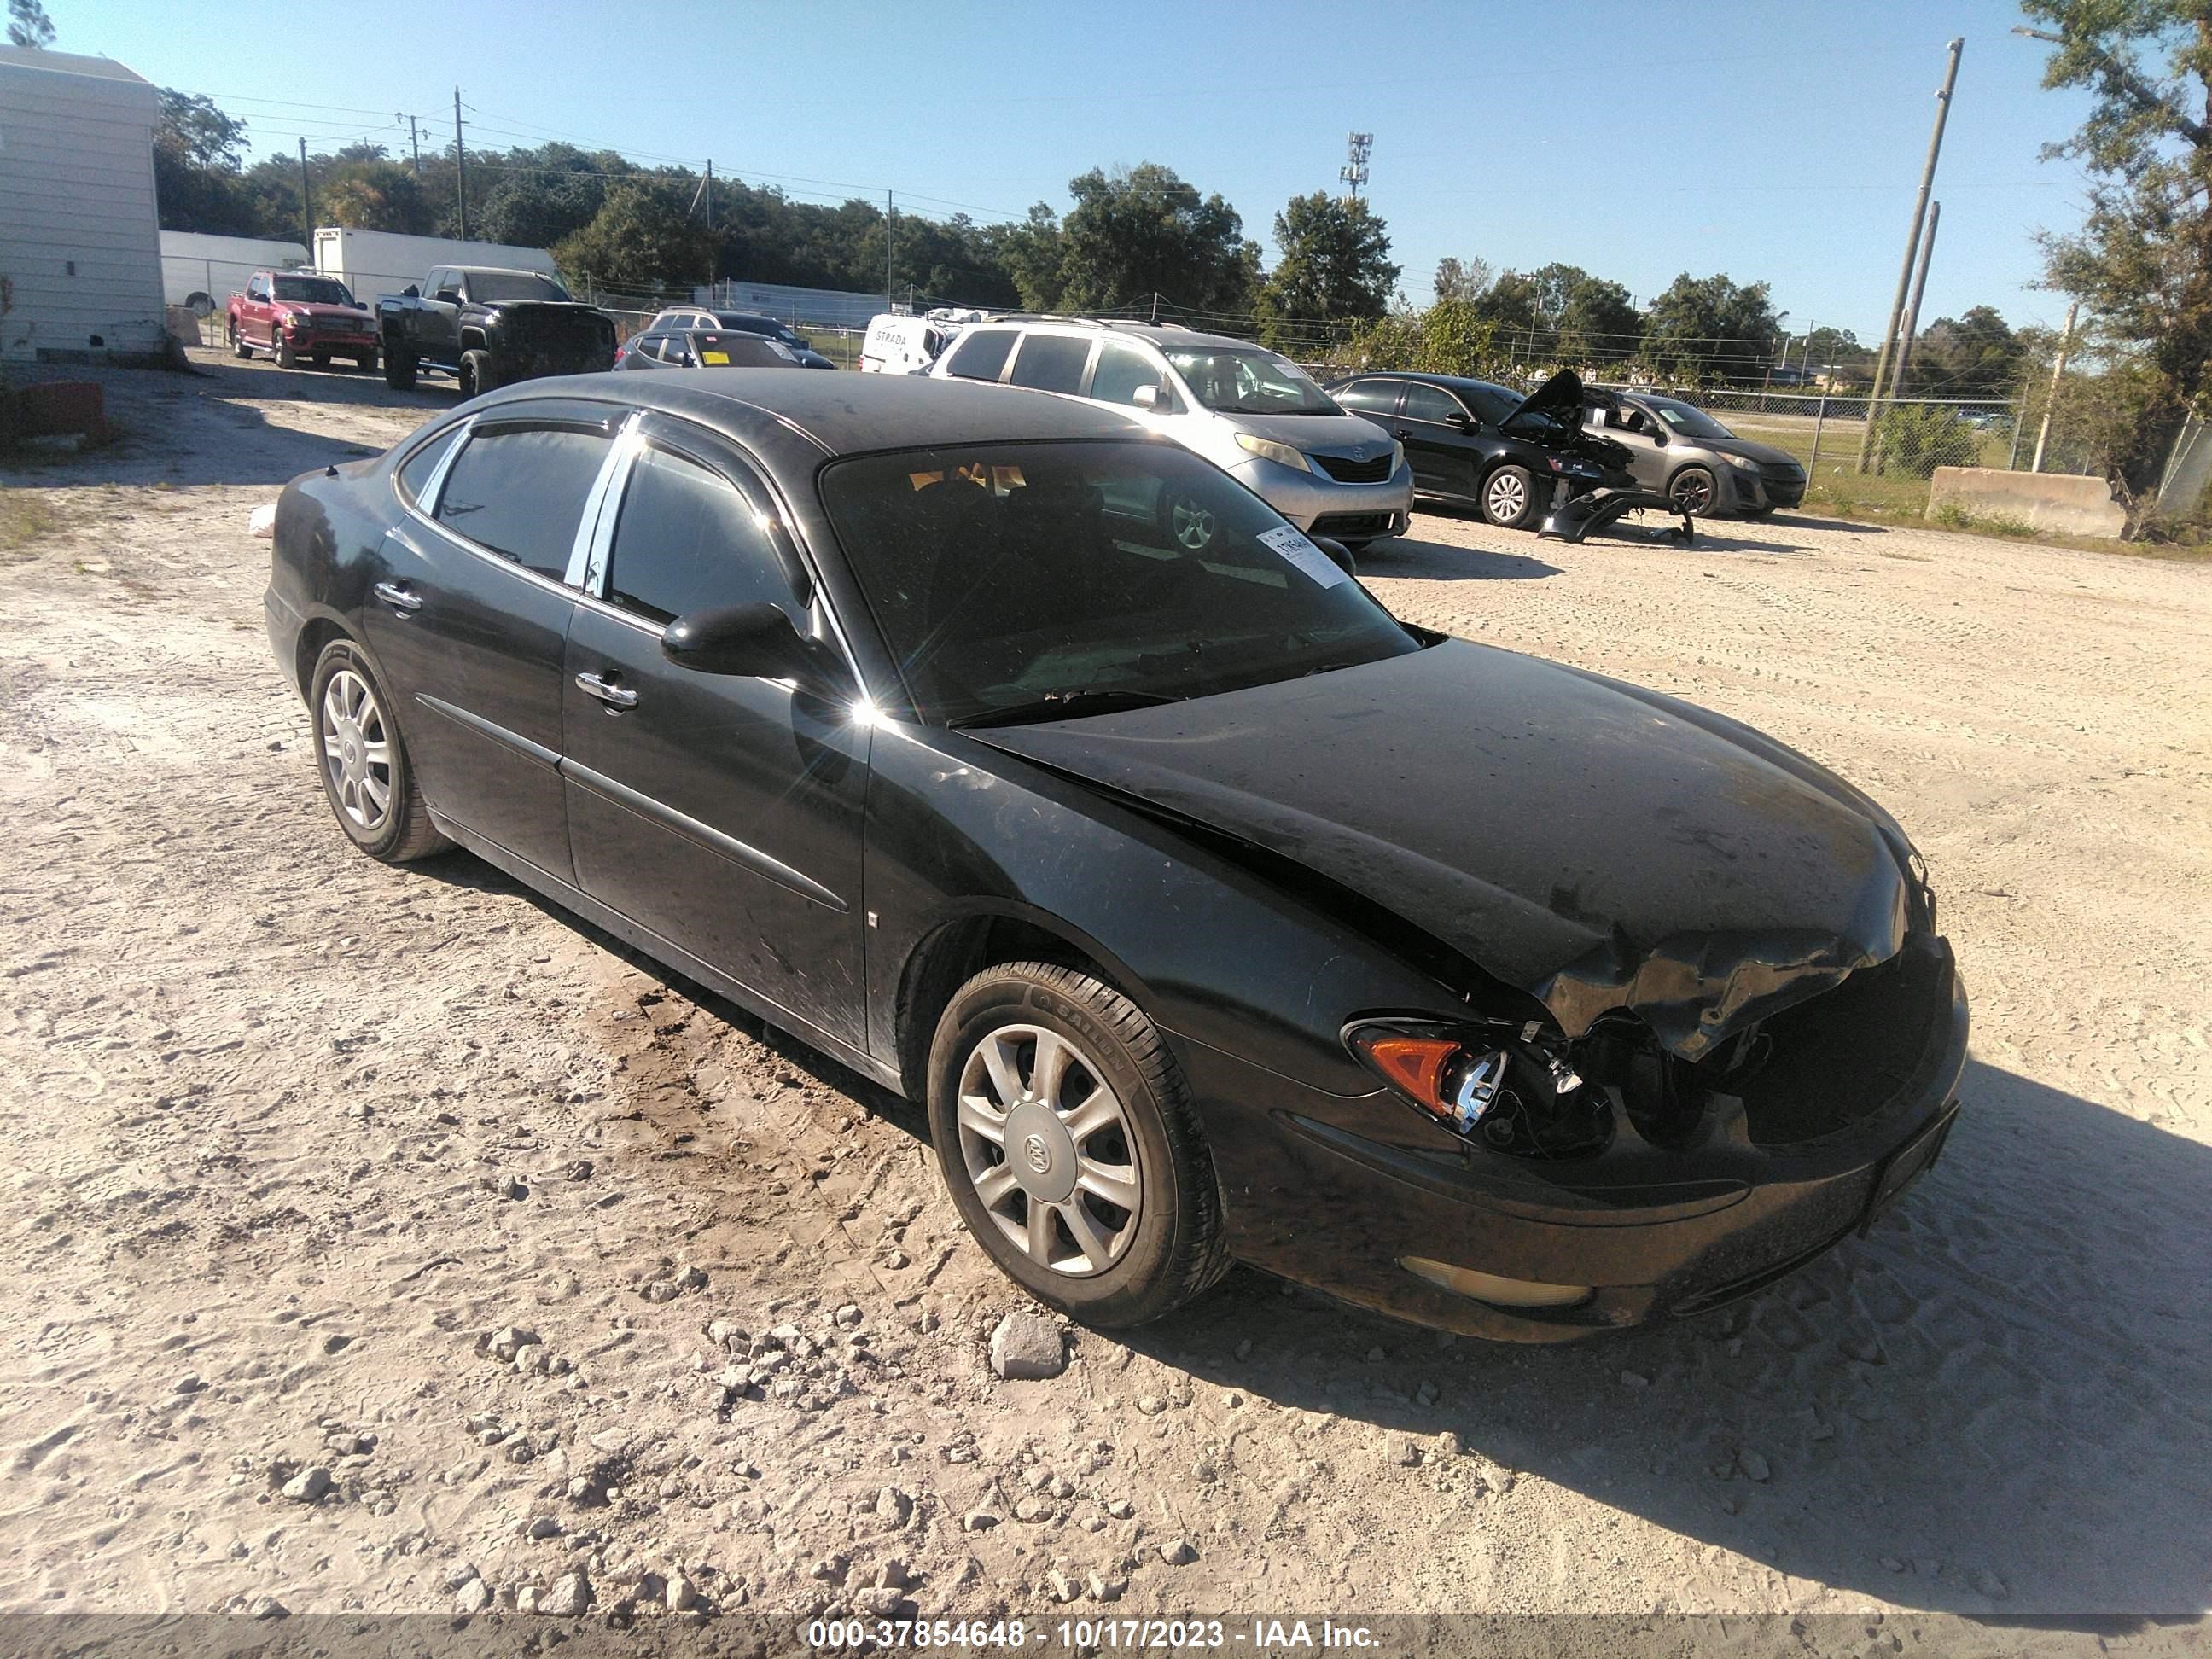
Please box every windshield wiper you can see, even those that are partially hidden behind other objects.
[949,688,1185,730]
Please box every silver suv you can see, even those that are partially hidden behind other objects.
[930,318,1413,550]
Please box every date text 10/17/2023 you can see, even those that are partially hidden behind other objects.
[805,1618,1383,1650]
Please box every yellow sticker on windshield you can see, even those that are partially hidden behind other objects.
[701,351,730,364]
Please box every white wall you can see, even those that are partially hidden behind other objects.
[0,48,167,364]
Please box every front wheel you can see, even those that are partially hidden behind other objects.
[227,318,247,359]
[1668,465,1718,517]
[1155,486,1219,553]
[275,332,298,370]
[306,640,450,864]
[458,349,498,401]
[928,962,1229,1328]
[383,346,417,390]
[1481,463,1545,530]
[357,351,380,375]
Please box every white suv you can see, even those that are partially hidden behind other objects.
[929,319,1412,551]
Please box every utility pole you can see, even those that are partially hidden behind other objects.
[454,86,468,241]
[2031,300,2077,474]
[1340,132,1372,198]
[704,160,713,232]
[1857,36,1964,473]
[401,113,421,179]
[1893,201,1941,393]
[298,137,313,247]
[884,190,894,308]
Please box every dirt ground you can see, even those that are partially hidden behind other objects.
[1,350,2207,1629]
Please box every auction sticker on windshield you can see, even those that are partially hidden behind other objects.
[1258,524,1349,589]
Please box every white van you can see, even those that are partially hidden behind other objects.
[928,318,1412,550]
[858,314,955,375]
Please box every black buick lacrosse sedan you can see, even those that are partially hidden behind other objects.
[265,371,1966,1342]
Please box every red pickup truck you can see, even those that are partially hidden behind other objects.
[226,271,379,373]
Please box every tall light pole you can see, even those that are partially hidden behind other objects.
[1340,132,1371,198]
[1857,37,1964,472]
[454,86,468,240]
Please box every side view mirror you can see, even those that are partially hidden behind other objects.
[662,602,846,690]
[1309,536,1358,576]
[435,289,462,306]
[1449,411,1476,431]
[1133,383,1164,410]
[402,284,420,299]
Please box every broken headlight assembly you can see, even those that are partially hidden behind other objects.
[1346,1019,1611,1160]
[1544,455,1604,479]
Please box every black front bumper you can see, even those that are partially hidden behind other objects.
[1174,951,1969,1343]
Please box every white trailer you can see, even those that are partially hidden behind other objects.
[159,230,311,316]
[313,228,559,307]
[0,46,167,364]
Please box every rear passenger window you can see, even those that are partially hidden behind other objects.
[605,446,800,626]
[1009,335,1091,394]
[943,328,1016,381]
[1334,381,1400,415]
[396,424,464,506]
[1090,343,1164,407]
[435,425,612,580]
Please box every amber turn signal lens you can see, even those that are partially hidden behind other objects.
[1354,1034,1463,1118]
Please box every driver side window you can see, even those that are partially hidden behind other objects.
[1400,384,1464,425]
[603,445,803,627]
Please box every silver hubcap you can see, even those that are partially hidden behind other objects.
[1487,473,1528,521]
[957,1023,1142,1278]
[320,668,393,833]
[1168,497,1215,551]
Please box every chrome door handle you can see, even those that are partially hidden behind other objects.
[372,580,422,612]
[575,672,637,709]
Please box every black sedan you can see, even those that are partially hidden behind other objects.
[265,372,1966,1342]
[1328,370,1634,530]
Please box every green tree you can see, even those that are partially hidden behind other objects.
[7,0,55,48]
[1470,270,1540,335]
[153,89,260,235]
[1432,255,1490,305]
[1555,275,1641,366]
[1039,164,1260,315]
[553,183,715,291]
[1256,192,1399,345]
[1906,305,2023,397]
[1640,271,1780,386]
[1343,297,1501,378]
[321,160,427,234]
[2020,2,2212,529]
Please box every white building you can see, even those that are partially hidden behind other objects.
[0,45,167,365]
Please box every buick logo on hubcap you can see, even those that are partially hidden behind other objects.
[1023,1135,1051,1175]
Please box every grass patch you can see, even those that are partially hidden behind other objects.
[0,491,63,552]
[1930,501,2037,538]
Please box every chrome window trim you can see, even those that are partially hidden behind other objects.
[569,413,647,590]
[397,406,625,598]
[412,416,474,514]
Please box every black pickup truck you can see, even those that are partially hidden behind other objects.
[377,265,618,397]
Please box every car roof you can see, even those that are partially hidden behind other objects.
[972,317,1265,354]
[1343,370,1517,399]
[473,367,1149,458]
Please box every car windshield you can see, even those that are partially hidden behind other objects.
[470,271,571,303]
[1650,399,1738,440]
[821,440,1419,727]
[1458,382,1522,425]
[272,276,354,306]
[1165,348,1340,416]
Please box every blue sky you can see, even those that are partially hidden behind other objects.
[73,0,2097,342]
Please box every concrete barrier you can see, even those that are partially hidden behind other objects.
[1928,466,2126,538]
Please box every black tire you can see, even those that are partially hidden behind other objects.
[1480,463,1545,530]
[357,351,380,374]
[458,349,497,401]
[383,346,417,390]
[227,317,247,359]
[311,352,329,369]
[1668,465,1718,517]
[306,639,450,864]
[276,330,298,370]
[1743,504,1776,519]
[928,961,1229,1328]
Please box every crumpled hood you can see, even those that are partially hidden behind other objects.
[972,639,1915,1060]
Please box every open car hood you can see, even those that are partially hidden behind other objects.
[1508,368,1591,429]
[970,639,1916,1060]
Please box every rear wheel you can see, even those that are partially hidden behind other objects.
[311,351,329,369]
[1481,463,1544,530]
[1668,465,1718,516]
[306,640,449,864]
[383,345,417,390]
[928,962,1229,1328]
